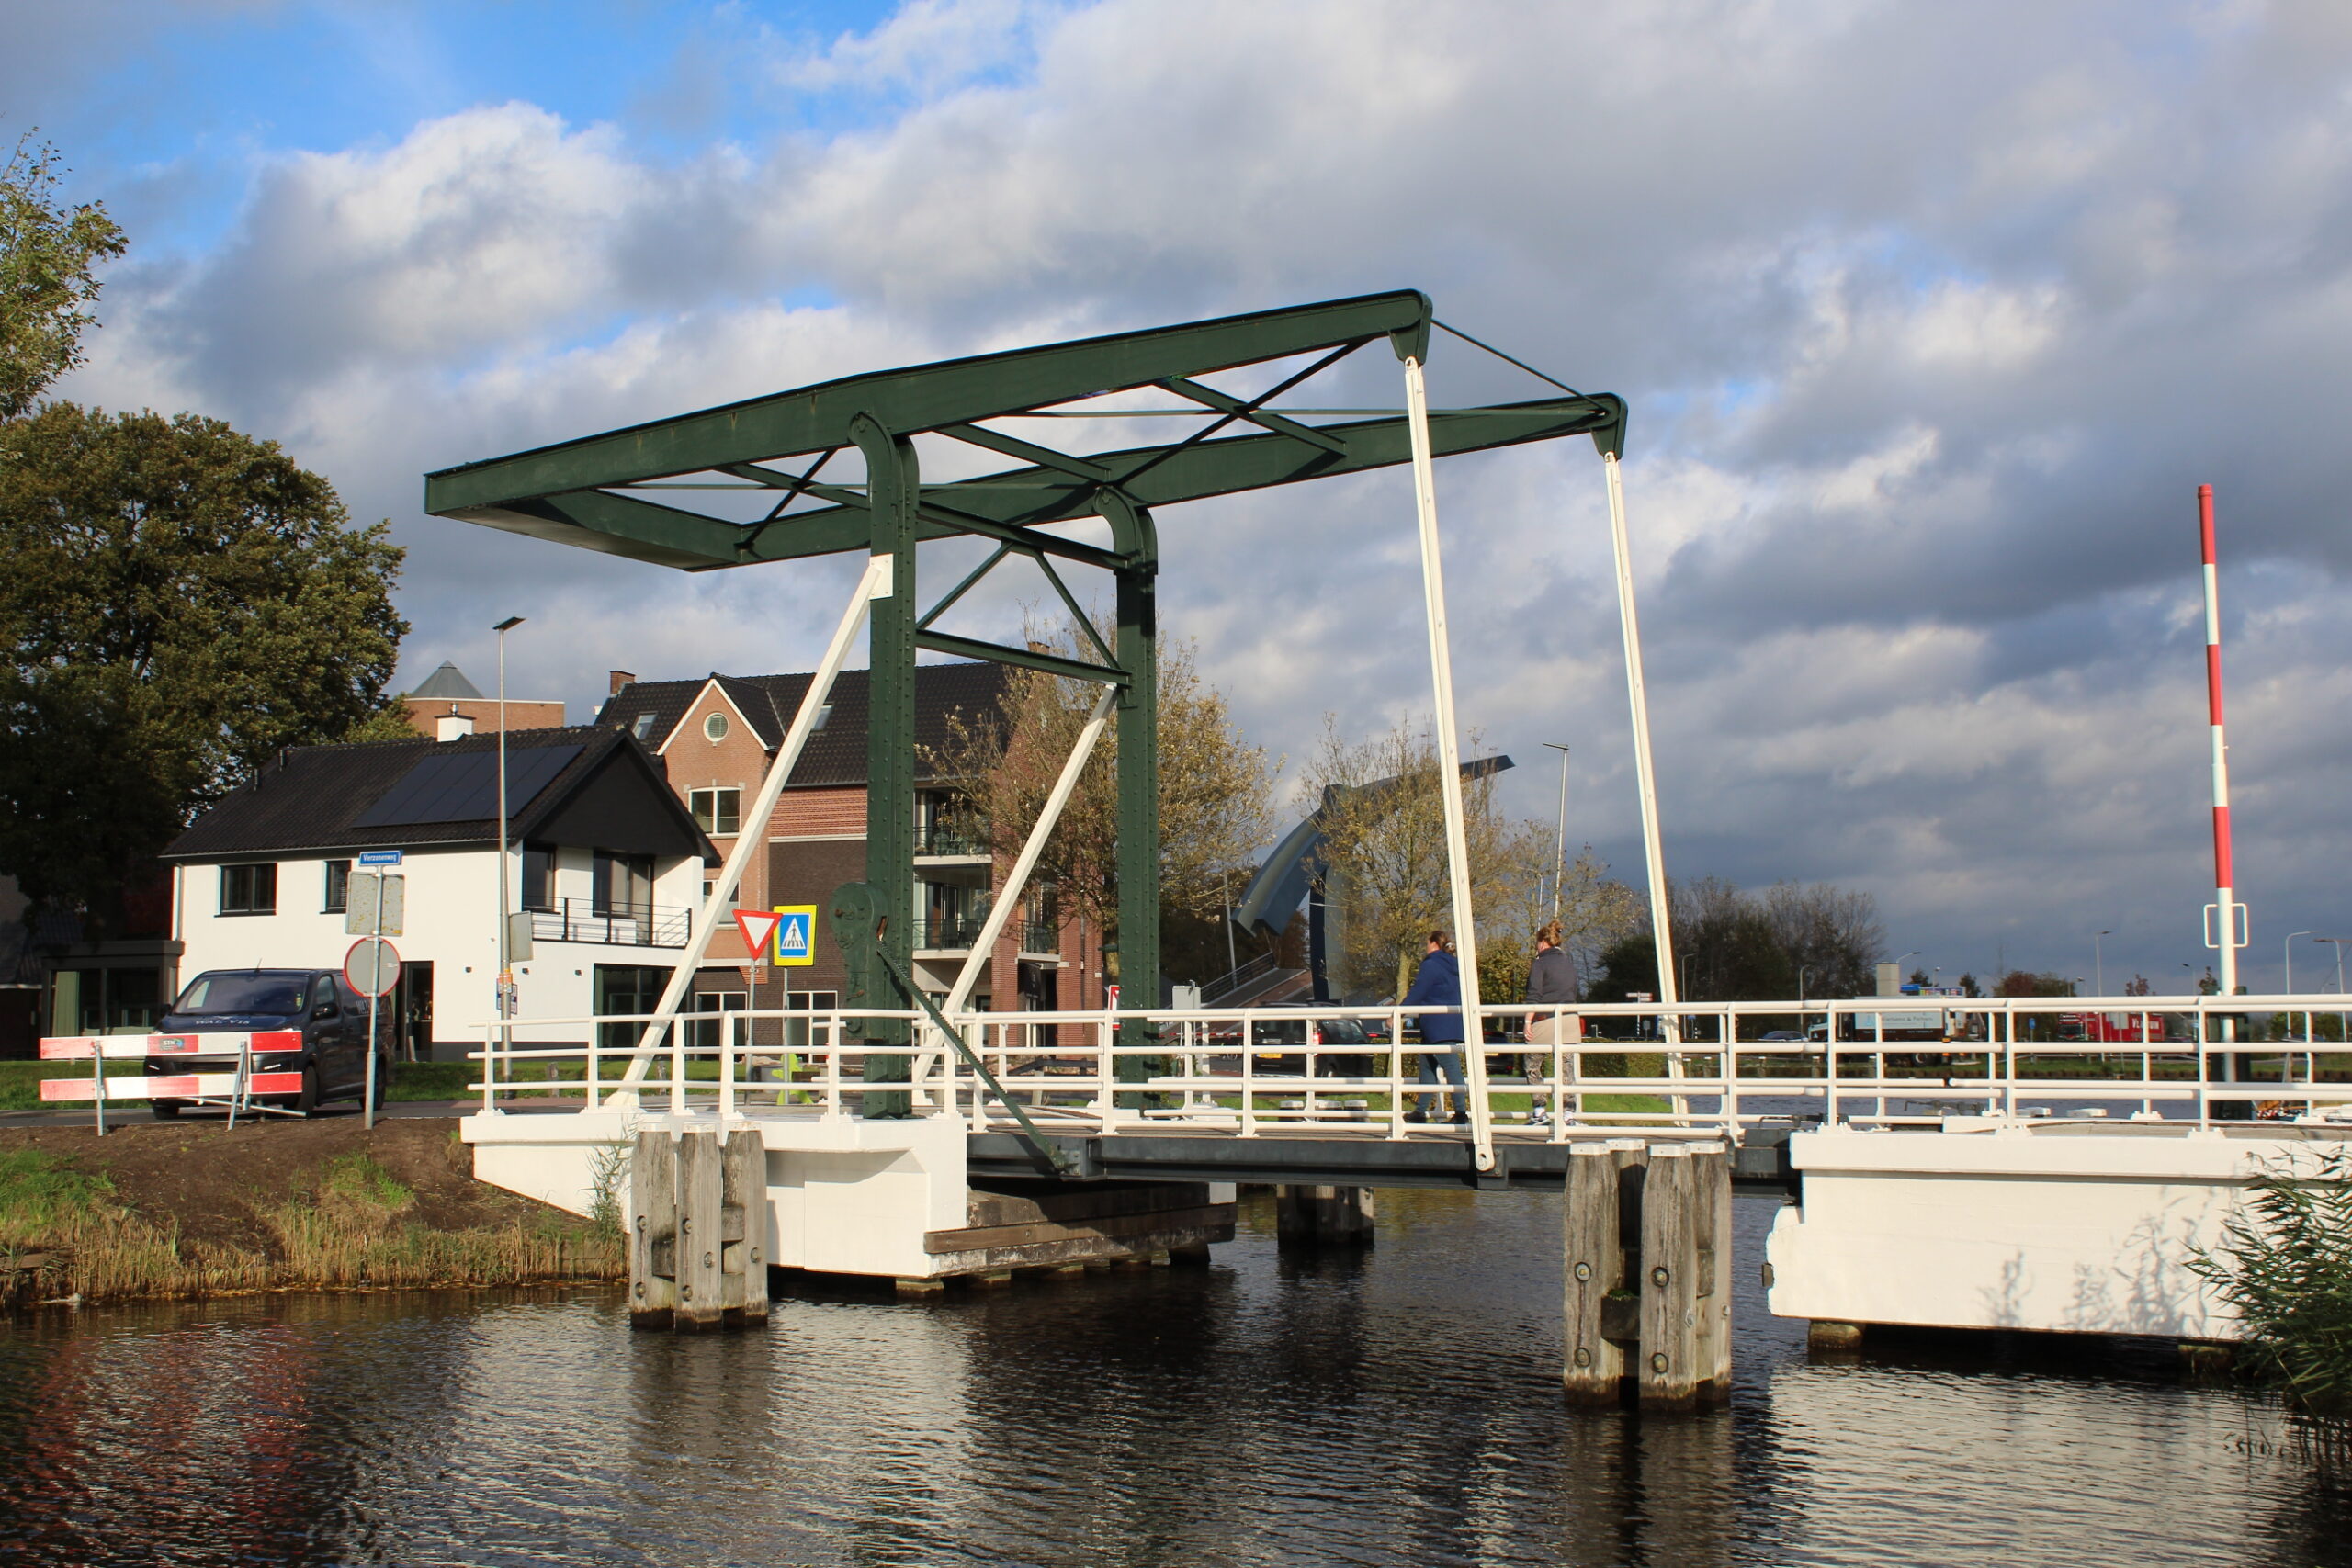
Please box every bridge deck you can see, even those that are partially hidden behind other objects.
[964,1122,1795,1190]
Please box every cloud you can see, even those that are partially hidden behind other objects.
[40,0,2352,987]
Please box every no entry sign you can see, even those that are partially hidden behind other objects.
[345,937,402,998]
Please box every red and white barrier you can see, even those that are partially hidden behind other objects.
[39,1031,301,1060]
[36,1032,311,1130]
[40,1073,304,1101]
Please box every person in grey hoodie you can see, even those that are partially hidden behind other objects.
[1521,920,1579,1103]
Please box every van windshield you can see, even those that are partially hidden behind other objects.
[173,972,309,1017]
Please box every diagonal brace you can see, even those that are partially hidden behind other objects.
[870,943,1091,1179]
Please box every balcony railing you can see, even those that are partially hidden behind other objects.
[527,898,691,949]
[913,914,993,951]
[914,823,989,857]
[1019,921,1058,954]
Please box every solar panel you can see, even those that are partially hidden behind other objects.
[353,744,582,829]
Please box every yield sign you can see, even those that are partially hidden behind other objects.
[734,908,782,957]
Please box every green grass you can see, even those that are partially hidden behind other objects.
[0,1062,112,1111]
[321,1152,413,1209]
[0,1147,115,1231]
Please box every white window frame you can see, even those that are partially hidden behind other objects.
[689,786,741,837]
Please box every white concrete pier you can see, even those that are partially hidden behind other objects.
[1766,1121,2352,1341]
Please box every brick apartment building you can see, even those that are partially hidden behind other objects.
[400,660,565,737]
[594,662,1100,1024]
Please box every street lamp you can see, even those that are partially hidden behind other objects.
[2093,931,2111,998]
[1895,950,1919,989]
[494,616,525,1020]
[1543,741,1570,921]
[2286,931,2313,995]
[2318,937,2352,1044]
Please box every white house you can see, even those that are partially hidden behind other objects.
[163,721,717,1056]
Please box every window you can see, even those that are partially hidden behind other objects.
[689,787,741,836]
[220,863,277,915]
[701,878,740,911]
[631,713,659,742]
[593,851,654,915]
[521,843,555,911]
[703,712,729,742]
[322,860,351,913]
[594,964,673,1052]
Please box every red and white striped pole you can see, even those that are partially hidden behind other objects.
[2199,484,2242,1024]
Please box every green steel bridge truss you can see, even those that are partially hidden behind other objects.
[424,288,1624,1102]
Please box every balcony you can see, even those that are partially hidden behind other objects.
[914,823,989,857]
[527,898,691,949]
[1019,921,1058,954]
[912,914,988,951]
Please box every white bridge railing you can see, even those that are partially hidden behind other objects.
[469,994,2352,1138]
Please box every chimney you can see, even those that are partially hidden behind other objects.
[436,714,477,742]
[609,670,636,697]
[1875,962,1900,998]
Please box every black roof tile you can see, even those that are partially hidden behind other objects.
[163,725,707,863]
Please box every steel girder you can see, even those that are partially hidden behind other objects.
[422,291,1624,1107]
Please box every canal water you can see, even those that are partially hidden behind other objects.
[2,1190,2346,1567]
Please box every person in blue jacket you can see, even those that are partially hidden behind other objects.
[1402,930,1468,1124]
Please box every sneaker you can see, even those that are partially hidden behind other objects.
[1449,1112,1471,1125]
[1528,1106,1552,1126]
[1403,1111,1429,1124]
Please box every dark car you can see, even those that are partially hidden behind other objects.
[1247,1010,1376,1078]
[147,968,389,1119]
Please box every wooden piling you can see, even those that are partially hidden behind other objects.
[1562,1144,1626,1404]
[628,1131,678,1331]
[1640,1145,1702,1411]
[628,1126,772,1335]
[720,1127,769,1325]
[675,1130,727,1331]
[1274,1185,1376,1246]
[1696,1144,1733,1397]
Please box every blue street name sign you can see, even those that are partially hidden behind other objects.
[358,850,404,866]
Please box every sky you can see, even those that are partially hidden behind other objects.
[14,0,2352,995]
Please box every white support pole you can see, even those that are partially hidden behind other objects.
[604,556,895,1110]
[1404,355,1494,1173]
[1604,451,1687,1118]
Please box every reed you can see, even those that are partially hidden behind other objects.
[2192,1146,2352,1463]
[0,1145,620,1304]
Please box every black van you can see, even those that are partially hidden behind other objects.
[147,968,389,1118]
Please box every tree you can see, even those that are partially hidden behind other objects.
[1993,970,2076,998]
[1295,716,1640,1002]
[0,404,407,931]
[1589,876,1883,1004]
[926,615,1276,964]
[1,133,126,421]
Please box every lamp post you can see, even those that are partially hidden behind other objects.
[1543,741,1570,921]
[2093,931,2111,998]
[494,616,525,1021]
[1895,950,1919,989]
[2319,937,2352,1046]
[2287,930,2312,998]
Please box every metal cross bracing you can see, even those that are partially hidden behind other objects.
[425,291,1628,1167]
[462,991,2352,1190]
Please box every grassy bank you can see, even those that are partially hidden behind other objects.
[0,1119,620,1306]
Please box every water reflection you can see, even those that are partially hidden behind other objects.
[0,1191,2346,1565]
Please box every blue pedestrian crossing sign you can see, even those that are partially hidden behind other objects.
[772,906,817,968]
